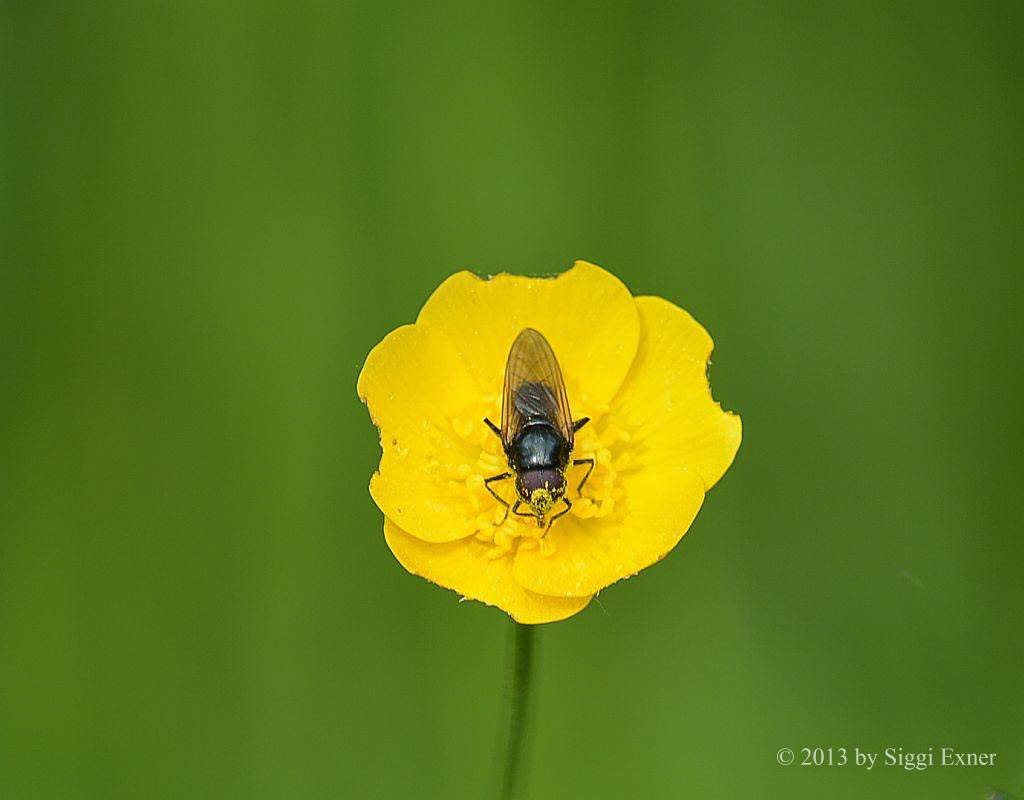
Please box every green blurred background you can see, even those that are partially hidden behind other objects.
[3,2,1021,798]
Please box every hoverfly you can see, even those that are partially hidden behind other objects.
[483,328,595,530]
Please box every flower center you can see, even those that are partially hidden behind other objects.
[448,394,640,561]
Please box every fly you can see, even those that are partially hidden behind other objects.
[483,328,595,530]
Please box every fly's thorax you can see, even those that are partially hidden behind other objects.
[509,421,571,473]
[516,468,566,517]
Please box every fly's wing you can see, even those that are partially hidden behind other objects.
[501,328,574,447]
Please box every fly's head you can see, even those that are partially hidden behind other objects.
[516,469,566,527]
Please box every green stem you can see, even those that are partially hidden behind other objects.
[499,621,535,800]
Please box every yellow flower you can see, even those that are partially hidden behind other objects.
[357,261,741,624]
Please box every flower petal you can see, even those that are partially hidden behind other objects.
[357,324,482,542]
[512,468,705,597]
[384,519,592,624]
[415,261,640,414]
[613,295,742,490]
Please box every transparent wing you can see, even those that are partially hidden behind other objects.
[501,328,574,447]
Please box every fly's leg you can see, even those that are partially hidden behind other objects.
[545,497,572,533]
[484,472,512,523]
[573,458,596,493]
[511,500,534,518]
[483,417,502,438]
[572,416,590,433]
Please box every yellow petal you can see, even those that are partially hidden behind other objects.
[513,468,705,597]
[384,519,592,624]
[415,261,640,414]
[357,324,483,542]
[613,295,742,490]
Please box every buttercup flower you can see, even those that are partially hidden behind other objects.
[358,261,741,623]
